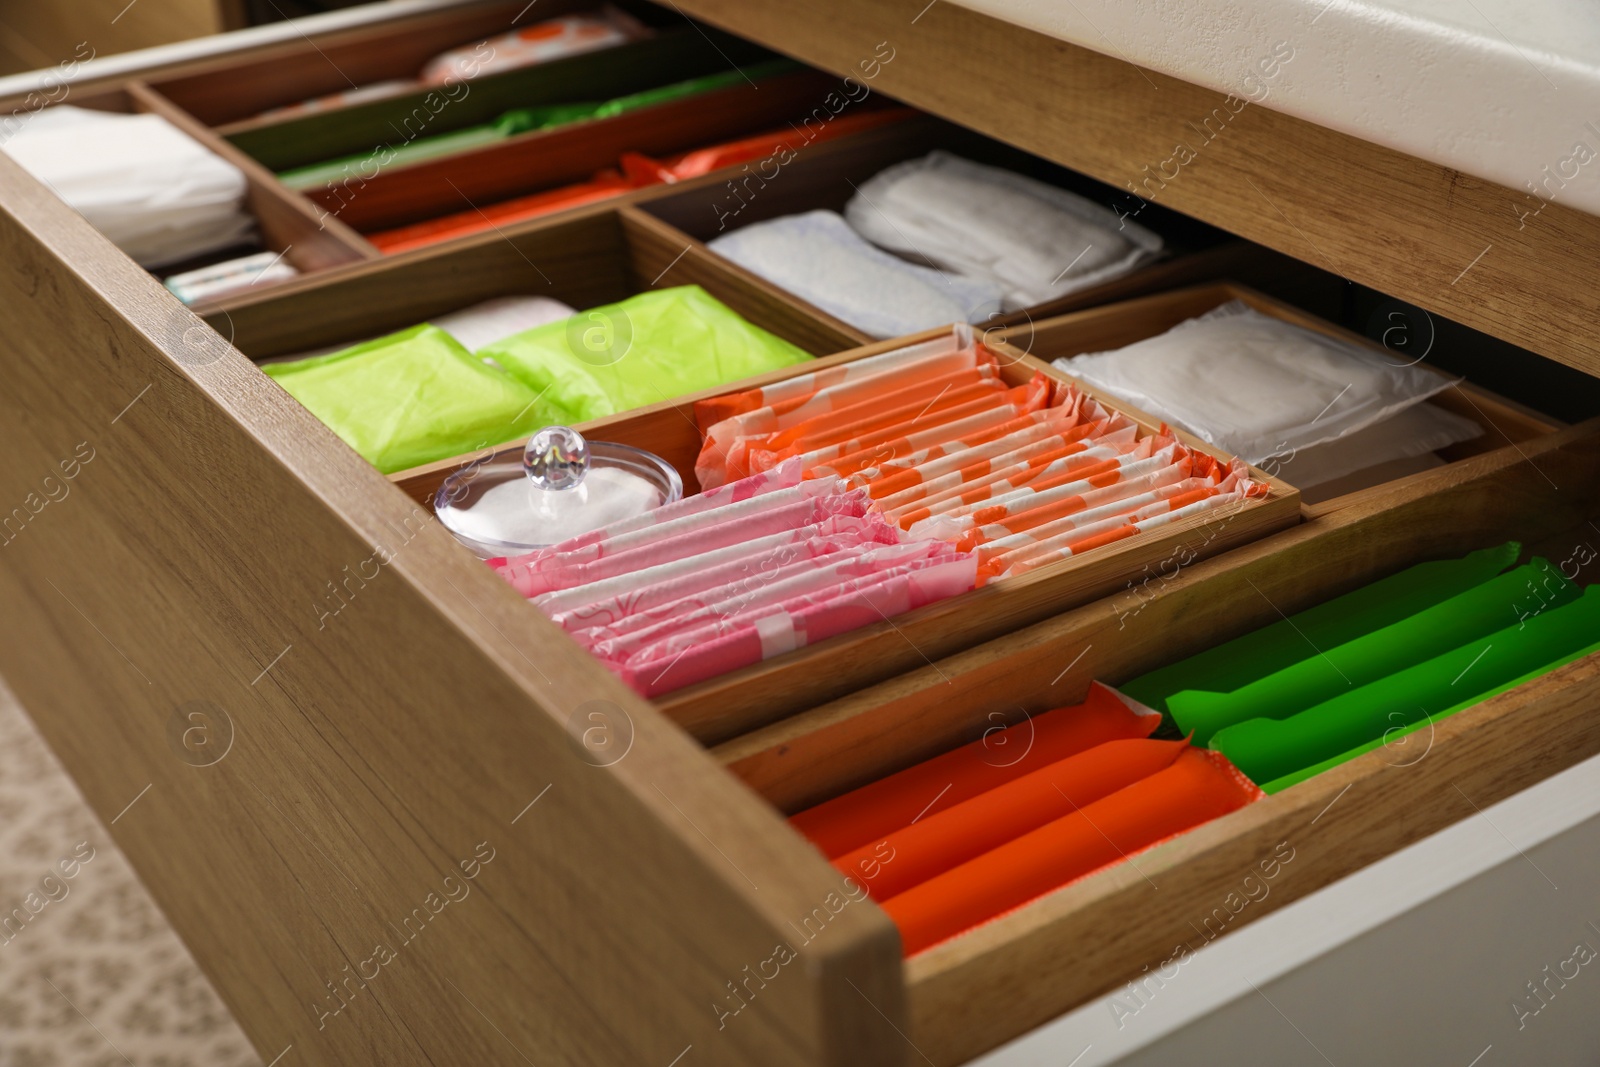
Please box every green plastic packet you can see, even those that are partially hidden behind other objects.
[479,285,812,425]
[1212,584,1600,785]
[263,324,544,475]
[1262,633,1600,793]
[1118,542,1520,717]
[278,61,797,190]
[1168,556,1578,745]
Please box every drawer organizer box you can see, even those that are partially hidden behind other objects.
[0,2,1593,1066]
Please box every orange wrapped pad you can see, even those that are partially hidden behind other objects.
[790,683,1160,859]
[833,737,1189,900]
[883,747,1263,954]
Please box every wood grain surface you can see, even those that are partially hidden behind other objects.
[0,149,908,1067]
[665,0,1600,379]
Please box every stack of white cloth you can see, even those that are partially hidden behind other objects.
[2,106,253,268]
[707,210,1005,339]
[1056,301,1484,488]
[844,151,1164,310]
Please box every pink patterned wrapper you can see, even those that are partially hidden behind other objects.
[615,551,980,696]
[495,489,872,597]
[577,540,955,659]
[539,516,901,628]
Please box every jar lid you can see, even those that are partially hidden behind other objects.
[434,426,682,558]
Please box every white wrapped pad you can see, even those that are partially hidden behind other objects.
[708,210,1005,339]
[844,151,1162,310]
[3,106,253,268]
[1056,301,1478,466]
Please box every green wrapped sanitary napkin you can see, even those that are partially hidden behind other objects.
[1212,584,1600,786]
[1168,556,1579,745]
[478,285,812,426]
[263,324,545,475]
[1118,542,1521,717]
[279,61,797,190]
[263,287,810,475]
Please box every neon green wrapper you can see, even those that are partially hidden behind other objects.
[480,285,812,426]
[1168,557,1579,745]
[1117,542,1520,717]
[278,62,796,190]
[1261,634,1600,793]
[1211,585,1600,784]
[262,324,545,474]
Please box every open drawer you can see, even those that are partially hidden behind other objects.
[0,5,1594,1067]
[2,148,1594,1063]
[714,415,1600,1063]
[995,283,1562,519]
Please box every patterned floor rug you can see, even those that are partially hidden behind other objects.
[0,678,259,1066]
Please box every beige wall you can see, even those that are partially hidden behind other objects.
[0,0,233,76]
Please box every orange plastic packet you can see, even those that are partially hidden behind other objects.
[369,174,634,254]
[871,420,1135,512]
[915,447,1188,544]
[745,380,1011,473]
[834,738,1189,900]
[988,488,1263,582]
[695,329,974,431]
[762,366,1000,451]
[883,747,1263,954]
[849,411,1083,496]
[805,375,1054,479]
[890,435,1152,530]
[621,107,913,183]
[789,683,1161,859]
[695,331,980,487]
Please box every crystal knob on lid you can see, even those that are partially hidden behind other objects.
[434,427,681,559]
[524,425,590,491]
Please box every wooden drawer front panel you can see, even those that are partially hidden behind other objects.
[0,154,905,1067]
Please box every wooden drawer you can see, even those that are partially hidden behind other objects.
[0,3,1595,1067]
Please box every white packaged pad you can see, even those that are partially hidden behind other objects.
[708,209,1005,339]
[1056,301,1479,467]
[843,151,1162,310]
[3,106,253,268]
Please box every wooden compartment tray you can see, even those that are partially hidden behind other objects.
[335,250,1300,743]
[997,283,1562,519]
[624,114,1337,343]
[716,415,1600,1063]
